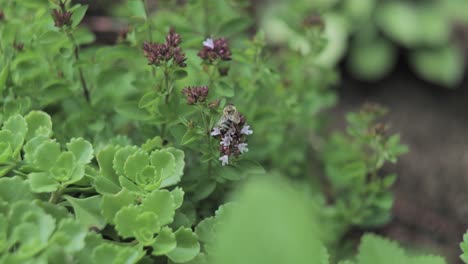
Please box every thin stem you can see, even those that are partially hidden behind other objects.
[200,105,213,177]
[49,187,64,204]
[202,0,210,35]
[66,30,90,103]
[63,186,96,194]
[142,0,153,41]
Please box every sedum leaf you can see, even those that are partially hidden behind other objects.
[28,172,59,193]
[166,227,200,263]
[64,195,106,230]
[141,189,176,226]
[150,149,176,181]
[95,145,122,194]
[101,188,136,224]
[24,111,52,139]
[151,227,177,256]
[66,138,94,165]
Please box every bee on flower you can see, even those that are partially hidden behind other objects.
[211,104,252,166]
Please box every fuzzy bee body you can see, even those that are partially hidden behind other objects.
[218,104,241,133]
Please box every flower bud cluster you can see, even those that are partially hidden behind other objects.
[198,37,232,63]
[143,28,187,67]
[182,86,209,105]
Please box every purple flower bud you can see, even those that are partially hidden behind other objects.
[198,37,232,63]
[51,9,73,28]
[182,86,209,104]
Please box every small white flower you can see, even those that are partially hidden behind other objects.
[220,134,232,147]
[237,143,249,154]
[241,125,253,135]
[211,127,221,136]
[203,38,214,49]
[219,155,229,166]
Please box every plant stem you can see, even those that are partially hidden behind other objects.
[49,187,64,204]
[200,105,213,177]
[202,0,210,35]
[66,31,90,103]
[63,186,95,194]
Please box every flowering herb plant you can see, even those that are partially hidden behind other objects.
[0,0,464,264]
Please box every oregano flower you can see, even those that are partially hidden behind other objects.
[182,86,209,105]
[142,28,187,67]
[198,37,232,63]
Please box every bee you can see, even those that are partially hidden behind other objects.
[218,104,241,133]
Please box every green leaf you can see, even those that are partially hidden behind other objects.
[139,91,159,109]
[152,227,177,256]
[166,227,200,263]
[173,70,188,80]
[71,4,88,27]
[141,189,176,226]
[3,114,27,139]
[33,140,61,171]
[216,81,234,97]
[210,177,329,264]
[0,176,34,203]
[410,46,465,87]
[377,2,420,47]
[28,172,59,193]
[150,150,176,180]
[0,142,12,164]
[113,146,139,177]
[64,195,106,230]
[50,151,77,182]
[218,17,252,37]
[50,219,87,253]
[101,188,136,224]
[171,187,184,210]
[124,151,149,181]
[161,148,185,187]
[66,138,94,165]
[115,205,161,243]
[115,205,141,238]
[348,38,396,81]
[24,111,52,139]
[115,101,152,121]
[96,145,121,194]
[0,63,9,92]
[92,243,144,264]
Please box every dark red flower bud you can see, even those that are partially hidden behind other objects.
[182,86,209,105]
[51,9,72,28]
[0,10,5,21]
[198,37,232,63]
[142,28,187,68]
[166,27,182,47]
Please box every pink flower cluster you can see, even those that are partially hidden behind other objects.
[182,86,209,105]
[142,28,187,67]
[198,37,232,63]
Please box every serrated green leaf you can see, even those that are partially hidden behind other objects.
[50,219,87,253]
[161,148,185,187]
[114,146,139,177]
[150,150,176,180]
[50,151,76,182]
[33,140,61,171]
[0,176,33,203]
[66,138,94,165]
[171,187,184,210]
[101,189,136,224]
[28,172,59,193]
[3,114,27,138]
[24,111,52,140]
[124,151,149,181]
[92,243,145,264]
[96,145,121,194]
[115,205,141,238]
[167,227,200,263]
[141,189,176,226]
[65,195,106,230]
[152,227,177,256]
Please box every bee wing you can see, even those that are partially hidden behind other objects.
[230,112,241,124]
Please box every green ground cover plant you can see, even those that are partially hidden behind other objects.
[0,0,467,263]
